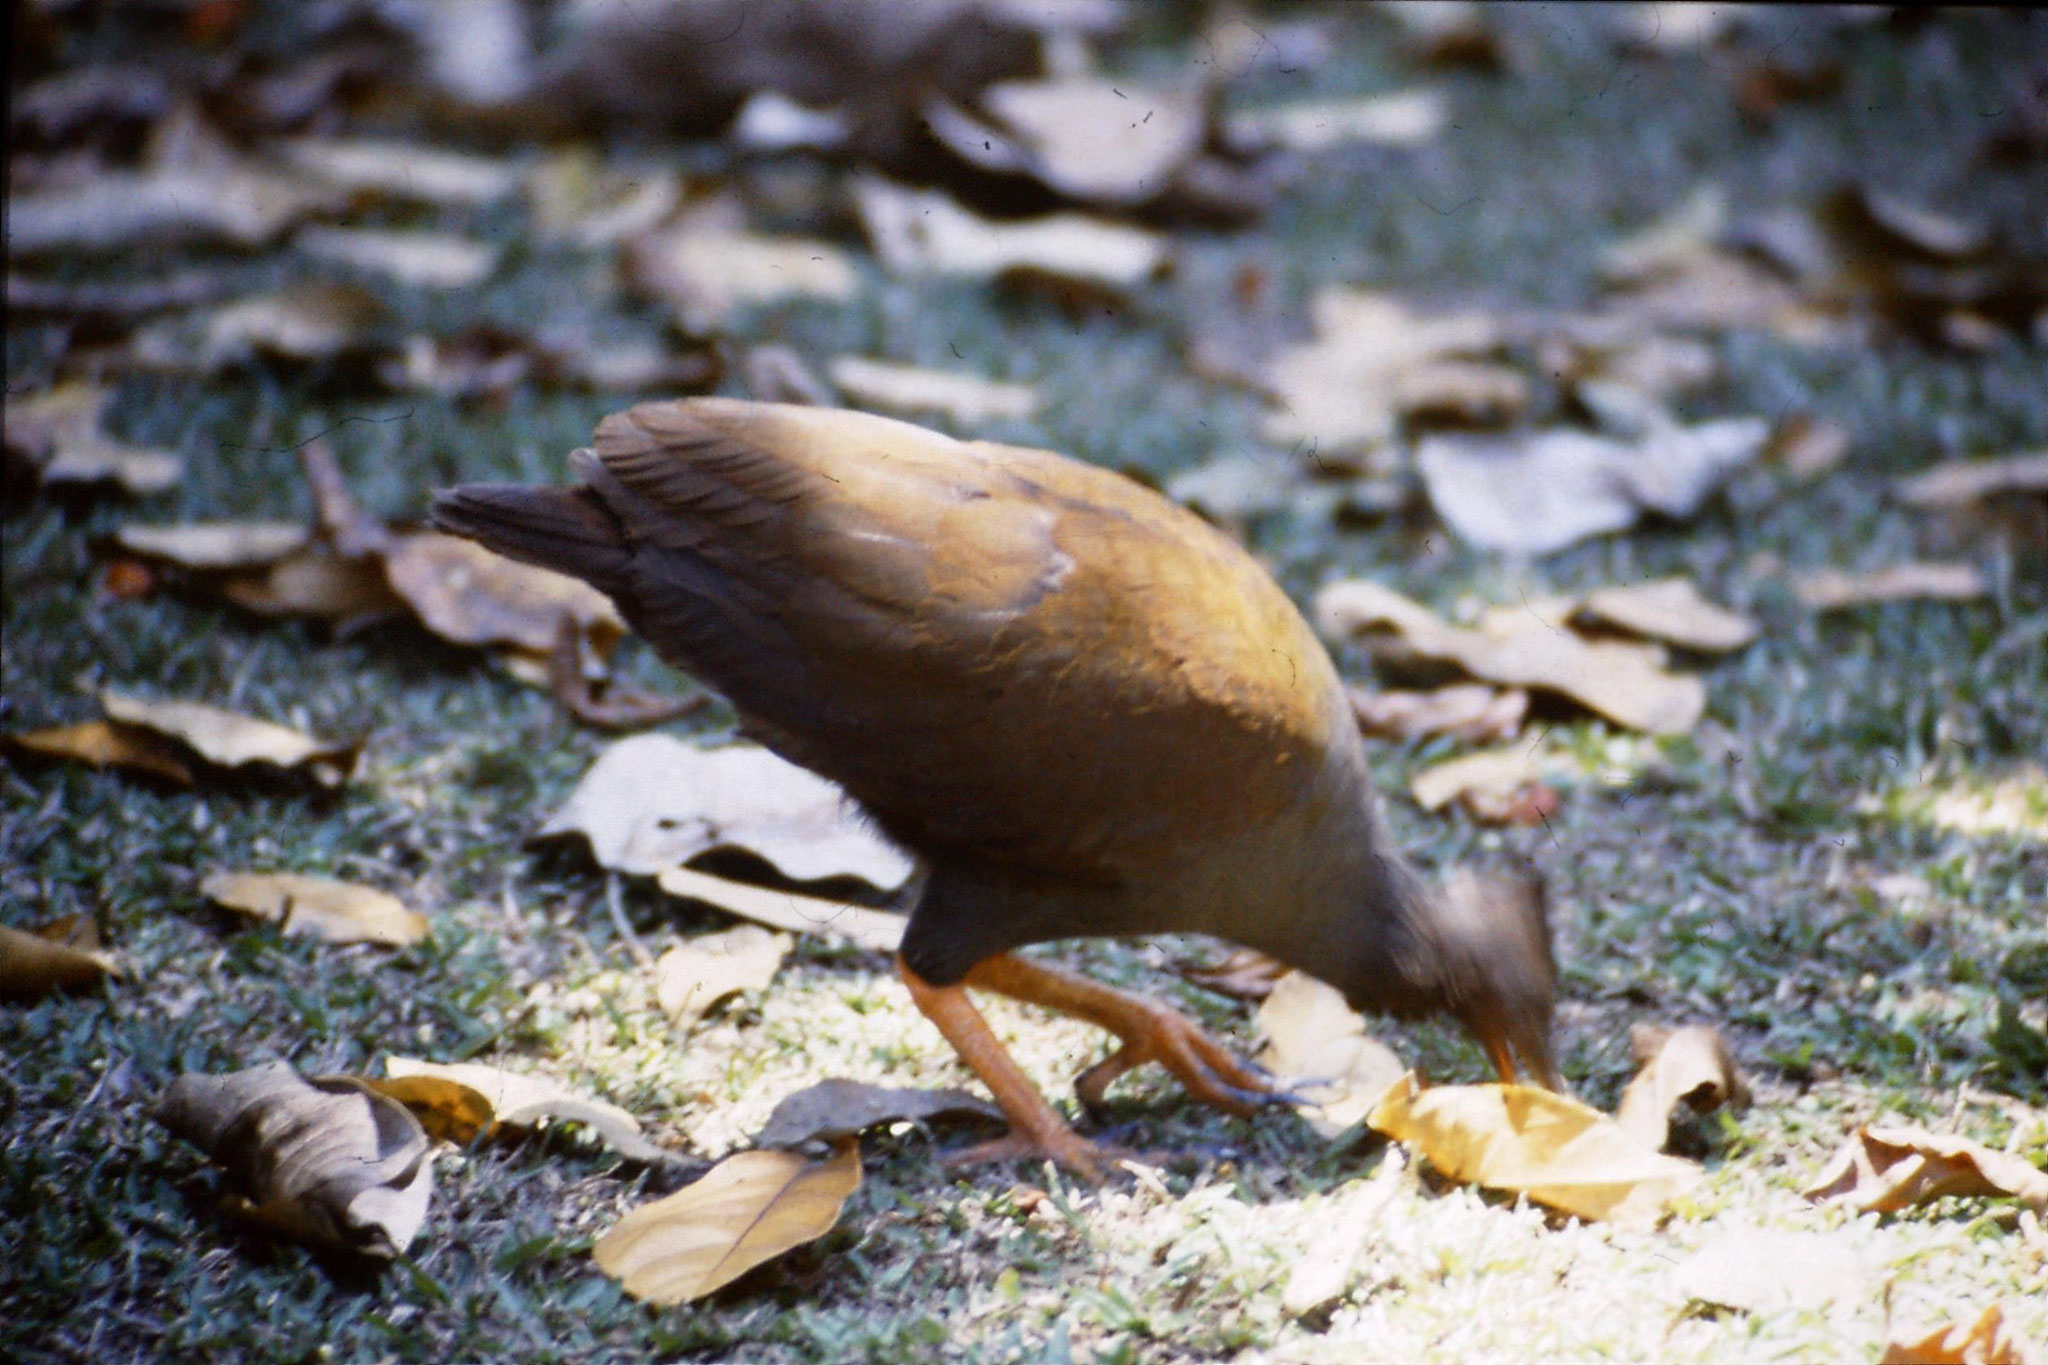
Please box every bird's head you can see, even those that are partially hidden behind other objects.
[1417,866,1560,1090]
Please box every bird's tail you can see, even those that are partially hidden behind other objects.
[430,479,632,596]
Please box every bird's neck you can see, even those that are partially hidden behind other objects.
[1325,849,1451,1019]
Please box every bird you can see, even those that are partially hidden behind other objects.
[434,398,1557,1180]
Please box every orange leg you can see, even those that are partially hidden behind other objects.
[897,956,1110,1182]
[961,953,1277,1114]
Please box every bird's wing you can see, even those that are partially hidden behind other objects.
[514,399,1343,875]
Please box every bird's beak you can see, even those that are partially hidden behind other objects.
[1483,1019,1562,1093]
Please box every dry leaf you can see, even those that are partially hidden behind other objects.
[377,1058,676,1164]
[926,77,1208,210]
[1262,289,1512,454]
[0,920,119,1000]
[1233,90,1446,152]
[1614,1024,1749,1151]
[753,1079,1003,1149]
[132,282,385,372]
[654,926,791,1027]
[99,690,358,788]
[382,531,627,658]
[1350,684,1528,745]
[1368,1074,1703,1227]
[200,872,426,947]
[1675,1228,1869,1316]
[1255,971,1408,1139]
[1317,581,1707,735]
[625,227,857,334]
[1572,578,1758,654]
[657,867,906,956]
[155,1062,434,1259]
[219,547,405,624]
[4,383,182,496]
[3,718,195,785]
[826,356,1039,426]
[275,138,520,206]
[1416,416,1769,556]
[1881,1305,2038,1365]
[1792,562,1988,611]
[593,1141,861,1304]
[113,520,312,570]
[854,176,1166,298]
[295,226,501,291]
[1410,743,1568,824]
[1895,453,2048,509]
[1178,946,1294,1002]
[1803,1125,2048,1214]
[540,734,915,890]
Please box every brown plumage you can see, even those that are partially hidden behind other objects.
[434,398,1556,1178]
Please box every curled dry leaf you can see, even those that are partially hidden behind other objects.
[200,872,427,947]
[1880,1305,2038,1365]
[383,531,627,659]
[655,926,791,1027]
[593,1141,862,1305]
[1350,683,1528,745]
[376,1057,677,1165]
[1803,1124,2048,1214]
[753,1078,1003,1150]
[1614,1023,1750,1151]
[826,356,1039,426]
[1572,578,1758,654]
[1416,416,1769,556]
[155,1061,434,1259]
[1316,580,1706,735]
[1178,946,1293,1002]
[540,734,915,891]
[1367,1074,1703,1228]
[1409,743,1567,825]
[3,382,182,496]
[1255,971,1407,1140]
[1676,1228,1870,1317]
[295,226,501,291]
[625,227,858,335]
[657,867,906,956]
[0,919,119,1001]
[1792,562,1988,611]
[854,176,1166,299]
[99,690,358,788]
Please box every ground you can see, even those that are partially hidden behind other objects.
[4,5,2046,1364]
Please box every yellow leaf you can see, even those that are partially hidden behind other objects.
[201,872,426,947]
[1368,1074,1703,1227]
[594,1142,861,1304]
[375,1058,676,1164]
[4,718,196,785]
[1614,1023,1750,1151]
[1803,1124,2048,1213]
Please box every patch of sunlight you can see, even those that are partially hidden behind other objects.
[1861,765,2048,840]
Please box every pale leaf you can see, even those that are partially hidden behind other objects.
[1894,453,2048,509]
[275,138,520,206]
[1350,683,1528,745]
[854,176,1166,294]
[827,356,1038,426]
[383,532,626,657]
[1792,562,1988,611]
[113,520,311,570]
[657,867,906,955]
[655,926,790,1027]
[1255,971,1407,1140]
[377,1058,676,1164]
[201,872,426,947]
[625,227,856,334]
[1572,578,1758,653]
[100,691,358,787]
[1675,1228,1869,1316]
[3,719,195,785]
[593,1142,861,1304]
[1614,1024,1749,1151]
[295,226,500,290]
[1803,1124,2048,1213]
[1234,90,1446,152]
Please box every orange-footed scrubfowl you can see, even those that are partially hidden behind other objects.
[434,399,1556,1180]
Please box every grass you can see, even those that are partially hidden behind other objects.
[6,5,2047,1363]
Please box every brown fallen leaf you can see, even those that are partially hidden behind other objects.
[625,226,858,335]
[382,531,627,659]
[2,718,196,785]
[1894,453,2048,509]
[1614,1023,1749,1151]
[656,867,906,956]
[655,926,791,1027]
[220,547,405,625]
[1675,1228,1870,1317]
[200,872,427,947]
[1803,1124,2048,1214]
[540,734,915,890]
[155,1061,435,1259]
[854,176,1168,301]
[1368,1073,1703,1227]
[753,1079,1003,1149]
[1256,971,1408,1140]
[294,226,501,291]
[375,1057,677,1165]
[826,356,1039,426]
[1178,946,1293,1002]
[1350,683,1528,745]
[100,691,358,788]
[1792,562,1988,611]
[0,919,119,1001]
[593,1141,861,1304]
[3,382,182,496]
[1572,578,1759,654]
[1410,745,1566,826]
[1880,1305,2038,1365]
[1318,580,1707,736]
